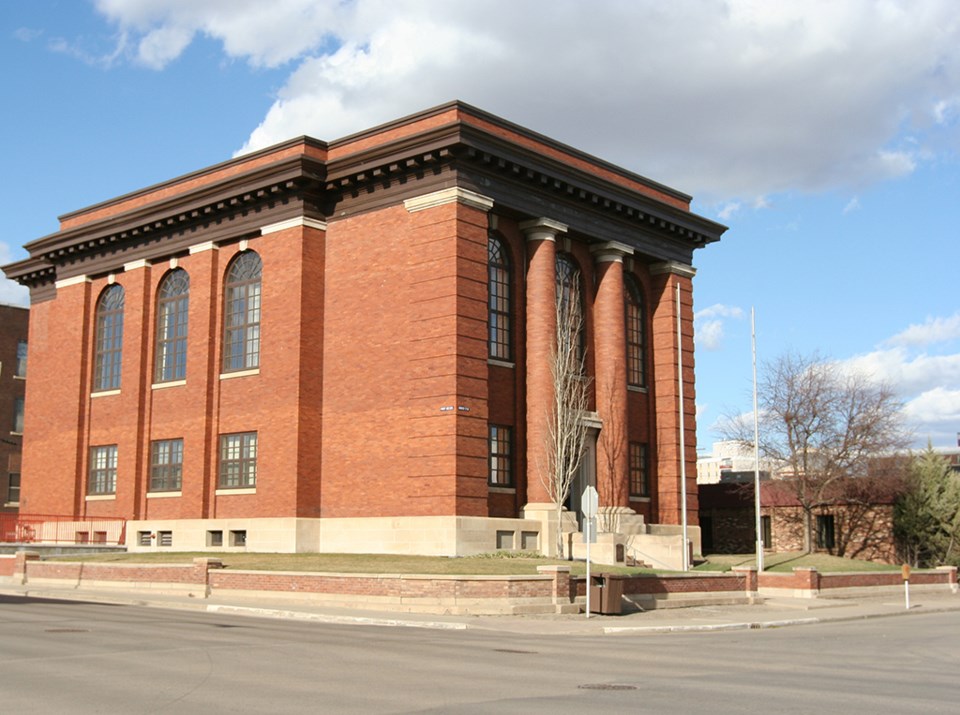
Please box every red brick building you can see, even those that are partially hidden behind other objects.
[699,478,902,564]
[2,102,724,559]
[0,304,28,514]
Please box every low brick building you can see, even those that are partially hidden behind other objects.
[2,102,724,559]
[699,477,902,564]
[0,304,28,515]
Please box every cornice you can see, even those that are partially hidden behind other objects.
[3,104,727,291]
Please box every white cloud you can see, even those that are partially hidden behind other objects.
[87,0,960,202]
[842,196,861,214]
[695,320,726,351]
[717,202,741,220]
[884,313,960,347]
[694,304,746,351]
[696,304,745,321]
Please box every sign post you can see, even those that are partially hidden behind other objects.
[902,564,911,610]
[582,486,599,618]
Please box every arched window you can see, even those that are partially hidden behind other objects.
[555,253,585,361]
[94,284,125,391]
[223,251,262,372]
[155,269,190,382]
[624,274,646,387]
[488,235,511,360]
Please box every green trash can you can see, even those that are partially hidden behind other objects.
[589,573,625,615]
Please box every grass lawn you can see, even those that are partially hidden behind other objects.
[48,550,897,575]
[49,551,654,577]
[695,552,898,573]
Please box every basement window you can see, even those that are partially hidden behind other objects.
[230,530,247,547]
[207,530,223,547]
[158,531,173,547]
[138,531,152,547]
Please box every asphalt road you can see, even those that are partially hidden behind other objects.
[0,594,956,714]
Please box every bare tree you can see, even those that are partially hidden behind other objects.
[540,274,592,556]
[725,353,910,553]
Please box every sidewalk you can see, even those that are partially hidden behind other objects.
[3,580,957,636]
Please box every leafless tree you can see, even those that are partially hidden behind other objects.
[725,352,910,552]
[540,273,592,556]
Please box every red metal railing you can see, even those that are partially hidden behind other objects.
[0,514,126,546]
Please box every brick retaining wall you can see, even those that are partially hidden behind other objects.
[5,553,957,614]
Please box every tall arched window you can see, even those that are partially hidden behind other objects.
[555,253,585,360]
[624,274,646,387]
[155,269,190,382]
[223,251,262,372]
[488,235,511,360]
[94,284,125,391]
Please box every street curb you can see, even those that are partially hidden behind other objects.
[604,618,820,634]
[206,604,470,630]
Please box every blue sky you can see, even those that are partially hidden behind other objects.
[2,1,959,450]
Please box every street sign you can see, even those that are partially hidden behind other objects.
[581,486,599,518]
[583,516,597,544]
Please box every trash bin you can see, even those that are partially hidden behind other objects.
[589,573,625,615]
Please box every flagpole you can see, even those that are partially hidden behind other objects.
[677,283,689,571]
[752,307,764,573]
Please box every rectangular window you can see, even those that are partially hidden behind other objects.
[89,445,118,495]
[150,439,183,492]
[138,531,152,547]
[629,443,649,497]
[7,473,20,504]
[158,531,173,547]
[816,514,836,550]
[12,397,24,434]
[219,432,257,488]
[488,425,513,486]
[761,515,772,547]
[15,340,27,378]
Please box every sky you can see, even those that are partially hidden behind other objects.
[1,0,958,451]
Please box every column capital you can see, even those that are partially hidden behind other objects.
[519,217,568,242]
[403,187,494,213]
[650,260,697,278]
[590,241,634,264]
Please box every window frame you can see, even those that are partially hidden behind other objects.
[629,442,649,498]
[487,235,512,361]
[816,513,836,550]
[555,252,586,361]
[149,438,184,492]
[12,396,24,434]
[488,424,513,487]
[154,269,190,383]
[88,445,118,495]
[218,432,258,489]
[6,472,20,504]
[14,340,27,378]
[93,285,125,391]
[222,251,262,373]
[624,274,646,388]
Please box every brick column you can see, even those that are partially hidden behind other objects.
[591,243,631,509]
[520,218,566,505]
[649,261,697,526]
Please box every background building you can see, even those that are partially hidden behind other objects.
[2,102,725,562]
[0,304,28,515]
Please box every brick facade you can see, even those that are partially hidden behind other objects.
[2,102,724,556]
